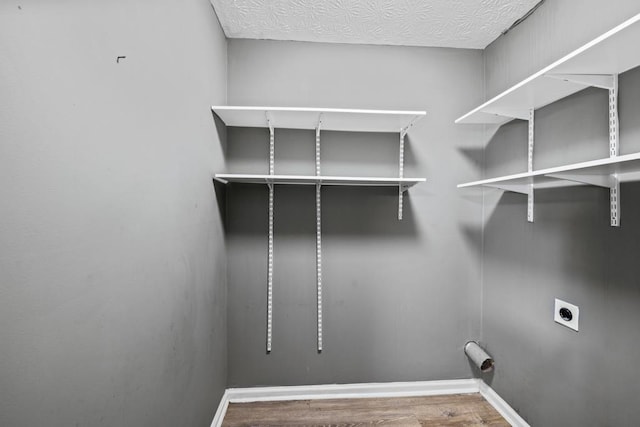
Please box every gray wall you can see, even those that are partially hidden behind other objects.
[224,39,486,387]
[484,0,640,98]
[480,5,640,425]
[0,1,227,426]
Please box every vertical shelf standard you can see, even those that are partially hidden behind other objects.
[266,115,275,353]
[315,118,323,352]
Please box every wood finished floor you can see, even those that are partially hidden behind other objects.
[222,393,510,426]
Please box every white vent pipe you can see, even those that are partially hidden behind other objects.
[464,341,494,372]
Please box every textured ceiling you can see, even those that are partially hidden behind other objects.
[210,0,541,49]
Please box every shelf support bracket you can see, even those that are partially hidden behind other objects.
[609,74,620,226]
[315,117,323,352]
[545,73,616,90]
[527,109,535,223]
[484,183,531,195]
[266,115,275,352]
[398,128,408,220]
[546,173,616,188]
[482,108,530,121]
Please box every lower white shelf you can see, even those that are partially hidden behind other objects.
[458,152,640,190]
[215,173,425,190]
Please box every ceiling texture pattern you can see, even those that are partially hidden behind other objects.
[210,0,541,49]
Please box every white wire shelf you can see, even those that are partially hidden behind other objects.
[456,12,640,125]
[458,152,640,190]
[215,173,425,190]
[211,106,426,132]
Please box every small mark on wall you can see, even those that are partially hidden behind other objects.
[117,56,126,63]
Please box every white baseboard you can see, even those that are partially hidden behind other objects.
[210,390,229,427]
[479,381,529,427]
[210,378,529,427]
[226,379,480,403]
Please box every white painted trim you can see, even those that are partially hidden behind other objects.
[210,390,229,427]
[226,379,479,403]
[210,379,529,427]
[479,381,530,427]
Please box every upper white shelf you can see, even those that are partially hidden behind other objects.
[458,152,640,190]
[456,12,640,124]
[211,106,426,133]
[215,173,425,189]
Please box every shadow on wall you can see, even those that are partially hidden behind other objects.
[619,66,640,154]
[459,222,482,255]
[211,109,228,157]
[211,111,228,224]
[224,184,419,239]
[467,355,495,386]
[221,123,422,238]
[212,179,226,226]
[457,145,484,173]
[224,127,418,176]
[456,123,500,169]
[482,185,610,282]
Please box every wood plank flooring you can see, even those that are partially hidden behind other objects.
[222,393,510,426]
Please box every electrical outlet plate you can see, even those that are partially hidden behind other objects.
[554,298,579,332]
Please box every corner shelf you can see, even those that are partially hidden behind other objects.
[456,12,640,226]
[213,105,426,353]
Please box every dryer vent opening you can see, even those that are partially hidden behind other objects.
[464,341,494,372]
